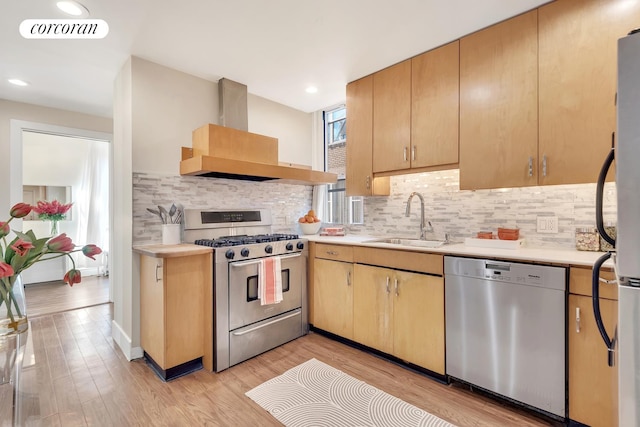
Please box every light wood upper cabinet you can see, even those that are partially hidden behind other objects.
[459,10,538,190]
[373,60,412,173]
[346,76,390,196]
[538,0,640,186]
[411,41,459,169]
[568,293,618,427]
[313,258,354,340]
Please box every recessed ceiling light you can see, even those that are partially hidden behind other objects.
[56,1,90,17]
[305,86,318,94]
[8,79,29,87]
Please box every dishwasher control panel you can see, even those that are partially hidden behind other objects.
[444,257,566,291]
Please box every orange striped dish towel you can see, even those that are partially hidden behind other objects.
[259,257,283,305]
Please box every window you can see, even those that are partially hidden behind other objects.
[324,105,364,225]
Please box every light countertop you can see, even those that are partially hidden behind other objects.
[133,243,213,258]
[304,234,614,268]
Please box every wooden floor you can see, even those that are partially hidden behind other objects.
[4,303,560,427]
[24,276,110,318]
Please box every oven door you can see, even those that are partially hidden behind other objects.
[228,253,303,330]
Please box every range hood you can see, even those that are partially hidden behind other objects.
[180,78,337,185]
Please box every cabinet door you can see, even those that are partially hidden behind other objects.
[373,60,411,173]
[539,0,640,186]
[346,76,390,196]
[411,41,459,169]
[459,10,538,190]
[353,264,394,354]
[313,259,354,339]
[568,294,618,427]
[393,271,445,374]
[140,255,166,367]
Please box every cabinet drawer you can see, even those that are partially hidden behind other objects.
[315,243,353,263]
[570,267,617,300]
[354,247,443,276]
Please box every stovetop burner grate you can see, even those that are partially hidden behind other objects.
[194,233,300,248]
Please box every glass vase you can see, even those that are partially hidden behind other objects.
[50,220,59,236]
[0,275,28,338]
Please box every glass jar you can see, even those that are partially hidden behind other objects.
[575,227,600,251]
[600,222,617,251]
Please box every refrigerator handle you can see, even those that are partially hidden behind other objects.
[592,251,618,367]
[596,133,616,247]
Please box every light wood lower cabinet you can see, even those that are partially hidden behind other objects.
[568,277,618,426]
[140,252,211,379]
[313,258,354,340]
[353,264,445,374]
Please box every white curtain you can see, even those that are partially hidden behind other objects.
[73,141,109,274]
[312,185,327,222]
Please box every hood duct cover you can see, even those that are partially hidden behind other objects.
[218,78,248,131]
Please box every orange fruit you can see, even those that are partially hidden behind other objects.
[307,209,315,217]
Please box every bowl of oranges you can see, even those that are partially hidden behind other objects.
[298,209,322,235]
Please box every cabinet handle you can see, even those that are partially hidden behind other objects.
[394,278,399,296]
[347,271,351,287]
[599,277,618,285]
[365,175,371,189]
[326,250,338,256]
[576,307,581,333]
[542,155,548,177]
[386,276,390,294]
[411,145,416,161]
[528,157,533,177]
[403,147,408,162]
[155,262,162,282]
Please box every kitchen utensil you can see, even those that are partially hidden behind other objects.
[147,208,163,223]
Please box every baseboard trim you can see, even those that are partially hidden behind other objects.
[111,320,143,360]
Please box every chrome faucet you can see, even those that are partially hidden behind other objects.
[405,192,433,240]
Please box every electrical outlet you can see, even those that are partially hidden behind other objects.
[537,216,558,234]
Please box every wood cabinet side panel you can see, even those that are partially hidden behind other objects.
[568,294,618,427]
[140,255,166,368]
[164,255,207,367]
[459,10,538,190]
[346,76,374,196]
[373,60,412,173]
[411,41,460,168]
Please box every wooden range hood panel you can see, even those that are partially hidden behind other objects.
[180,154,338,185]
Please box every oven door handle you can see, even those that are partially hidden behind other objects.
[231,310,301,336]
[230,253,302,268]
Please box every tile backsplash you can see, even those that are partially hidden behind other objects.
[133,169,617,250]
[349,169,617,249]
[132,172,312,245]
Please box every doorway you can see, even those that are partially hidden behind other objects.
[10,121,112,317]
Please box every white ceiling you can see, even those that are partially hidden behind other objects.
[1,0,551,118]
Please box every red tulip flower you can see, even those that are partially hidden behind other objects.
[0,222,9,239]
[82,244,102,260]
[10,239,35,257]
[63,269,82,286]
[47,233,75,252]
[9,203,32,219]
[0,262,14,278]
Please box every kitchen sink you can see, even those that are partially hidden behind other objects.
[364,238,449,248]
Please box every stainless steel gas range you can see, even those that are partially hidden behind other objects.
[183,208,308,372]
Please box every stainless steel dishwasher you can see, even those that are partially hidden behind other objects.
[444,256,566,418]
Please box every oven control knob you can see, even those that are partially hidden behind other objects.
[285,242,294,251]
[225,249,235,260]
[296,241,305,250]
[241,248,250,257]
[265,245,273,254]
